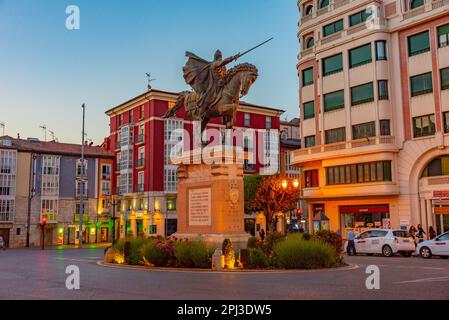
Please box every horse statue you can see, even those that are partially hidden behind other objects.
[164,63,258,133]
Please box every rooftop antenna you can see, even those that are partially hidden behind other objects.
[39,125,47,141]
[145,72,156,91]
[48,130,58,142]
[0,122,5,136]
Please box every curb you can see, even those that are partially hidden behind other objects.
[97,260,360,274]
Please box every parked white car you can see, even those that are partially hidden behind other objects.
[345,229,415,257]
[416,232,449,259]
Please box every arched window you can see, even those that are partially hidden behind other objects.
[410,0,424,9]
[320,0,330,9]
[305,5,313,16]
[421,156,449,178]
[306,37,315,48]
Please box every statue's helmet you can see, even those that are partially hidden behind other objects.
[214,50,222,61]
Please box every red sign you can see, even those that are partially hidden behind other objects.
[433,191,449,198]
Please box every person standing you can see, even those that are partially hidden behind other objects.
[347,229,356,256]
[417,224,426,244]
[0,235,5,250]
[428,226,437,240]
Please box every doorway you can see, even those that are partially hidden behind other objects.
[0,229,10,248]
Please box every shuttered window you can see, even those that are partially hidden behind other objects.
[322,54,343,76]
[441,67,449,90]
[352,122,375,140]
[325,127,346,144]
[349,44,372,68]
[349,9,372,27]
[323,19,344,37]
[438,24,449,48]
[351,82,374,106]
[410,72,433,97]
[378,80,389,100]
[302,67,314,86]
[408,31,430,56]
[413,114,435,138]
[324,90,345,112]
[303,101,315,119]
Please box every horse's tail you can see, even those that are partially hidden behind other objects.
[163,91,189,118]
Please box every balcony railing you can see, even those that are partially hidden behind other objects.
[321,32,342,45]
[137,158,145,168]
[403,5,425,20]
[299,46,314,59]
[293,136,396,158]
[300,14,313,24]
[136,134,144,144]
[0,212,13,222]
[432,0,449,9]
[41,213,58,223]
[347,22,368,36]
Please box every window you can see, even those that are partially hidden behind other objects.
[320,0,329,8]
[322,54,343,76]
[325,127,346,144]
[302,67,314,86]
[41,199,58,220]
[408,31,430,56]
[164,168,178,192]
[138,172,144,192]
[0,199,14,222]
[444,112,449,133]
[421,156,449,177]
[76,159,88,177]
[140,105,145,119]
[305,135,316,148]
[380,120,391,136]
[351,82,374,106]
[413,114,436,138]
[118,114,123,127]
[410,72,433,97]
[167,198,176,211]
[441,68,449,90]
[410,0,424,9]
[326,161,392,185]
[438,24,449,48]
[349,9,372,27]
[76,180,88,197]
[324,90,345,112]
[303,101,315,120]
[378,80,389,100]
[352,122,375,140]
[349,44,372,68]
[375,41,387,60]
[101,181,111,196]
[266,116,272,129]
[323,19,344,37]
[304,170,319,188]
[101,164,111,179]
[305,5,313,15]
[129,110,133,124]
[306,37,314,49]
[244,113,251,127]
[137,147,145,167]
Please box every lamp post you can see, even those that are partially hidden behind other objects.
[107,194,118,244]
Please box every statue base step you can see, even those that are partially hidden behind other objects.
[173,233,251,251]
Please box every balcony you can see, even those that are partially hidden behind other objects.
[115,142,121,150]
[74,214,89,223]
[102,173,111,180]
[41,213,58,224]
[115,164,121,172]
[321,32,342,45]
[136,158,145,168]
[136,134,144,144]
[137,184,144,193]
[0,212,13,223]
[292,136,398,164]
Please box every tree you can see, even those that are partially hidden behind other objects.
[247,175,300,233]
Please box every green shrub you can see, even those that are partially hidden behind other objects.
[263,231,285,254]
[111,239,125,253]
[274,235,338,269]
[174,240,214,268]
[247,248,269,269]
[125,238,147,265]
[142,239,173,267]
[247,237,257,249]
[313,230,343,254]
[301,233,311,241]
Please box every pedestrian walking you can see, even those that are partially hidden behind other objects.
[417,224,426,244]
[0,235,5,251]
[409,225,417,247]
[428,226,436,240]
[347,229,356,256]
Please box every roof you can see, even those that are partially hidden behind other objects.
[281,138,301,149]
[105,88,285,115]
[281,118,300,126]
[0,136,114,158]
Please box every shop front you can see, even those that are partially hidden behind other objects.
[339,204,390,239]
[432,198,449,235]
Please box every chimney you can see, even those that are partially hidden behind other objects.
[17,133,20,139]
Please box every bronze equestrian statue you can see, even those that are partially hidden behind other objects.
[164,39,272,134]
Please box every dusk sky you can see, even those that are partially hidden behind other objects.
[0,0,299,144]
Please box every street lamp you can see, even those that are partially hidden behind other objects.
[107,194,118,244]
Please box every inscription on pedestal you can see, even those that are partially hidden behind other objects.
[188,188,212,226]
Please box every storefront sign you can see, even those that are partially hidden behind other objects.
[189,188,211,226]
[434,206,449,214]
[434,191,449,198]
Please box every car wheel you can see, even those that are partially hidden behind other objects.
[420,247,432,259]
[401,252,412,257]
[382,245,393,257]
[440,256,448,260]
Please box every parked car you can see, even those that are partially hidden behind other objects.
[345,229,415,257]
[416,232,449,259]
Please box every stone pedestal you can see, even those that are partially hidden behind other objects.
[174,148,250,250]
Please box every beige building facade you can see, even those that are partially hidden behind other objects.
[293,0,449,238]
